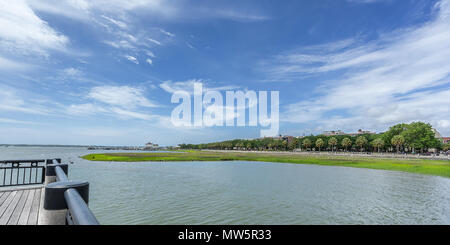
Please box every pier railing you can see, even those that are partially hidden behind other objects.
[0,160,46,187]
[43,159,100,225]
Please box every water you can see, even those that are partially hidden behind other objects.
[1,146,450,224]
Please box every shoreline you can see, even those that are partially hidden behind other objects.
[81,150,450,179]
[201,149,450,161]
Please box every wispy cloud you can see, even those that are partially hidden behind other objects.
[159,79,240,94]
[346,0,387,3]
[160,28,175,37]
[88,85,157,108]
[273,0,450,134]
[101,15,127,29]
[63,67,84,77]
[0,117,43,125]
[67,85,165,122]
[147,38,162,46]
[124,55,139,64]
[0,56,30,71]
[0,0,68,69]
[0,87,52,115]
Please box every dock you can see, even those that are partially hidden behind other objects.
[0,159,99,225]
[0,187,42,225]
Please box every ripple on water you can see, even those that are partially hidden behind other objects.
[1,147,450,224]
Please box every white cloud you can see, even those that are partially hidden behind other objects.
[0,117,42,125]
[159,28,175,37]
[67,103,108,116]
[110,107,155,120]
[66,102,166,122]
[0,56,29,70]
[0,87,51,115]
[124,55,139,64]
[88,85,157,108]
[146,50,156,57]
[101,15,127,29]
[103,40,135,49]
[146,58,153,65]
[276,0,450,135]
[27,0,175,20]
[147,38,162,46]
[159,79,240,94]
[347,0,386,3]
[0,0,68,56]
[66,85,168,123]
[211,9,269,22]
[27,0,267,23]
[63,67,83,76]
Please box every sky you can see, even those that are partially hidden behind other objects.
[0,0,449,146]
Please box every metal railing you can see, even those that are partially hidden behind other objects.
[46,159,100,225]
[0,160,46,187]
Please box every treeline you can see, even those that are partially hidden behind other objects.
[179,122,449,153]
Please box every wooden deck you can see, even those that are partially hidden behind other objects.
[0,187,43,225]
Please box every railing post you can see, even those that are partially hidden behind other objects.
[40,181,89,225]
[44,163,68,185]
[40,161,69,225]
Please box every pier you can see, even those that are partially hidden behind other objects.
[0,159,99,225]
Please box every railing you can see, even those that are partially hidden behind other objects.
[44,159,100,225]
[0,160,46,187]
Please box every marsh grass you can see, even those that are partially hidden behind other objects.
[81,151,450,178]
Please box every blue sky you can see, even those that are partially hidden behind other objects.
[0,0,449,146]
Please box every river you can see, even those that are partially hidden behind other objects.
[1,146,450,224]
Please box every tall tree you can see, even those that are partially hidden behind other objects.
[355,136,368,152]
[288,138,299,151]
[341,138,352,152]
[443,143,450,151]
[382,123,409,149]
[391,135,405,153]
[316,138,325,152]
[328,137,338,152]
[372,138,385,153]
[302,138,312,151]
[400,122,440,153]
[282,141,288,151]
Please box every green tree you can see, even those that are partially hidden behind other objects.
[316,138,325,151]
[328,137,338,152]
[288,138,299,151]
[302,138,312,151]
[443,143,450,151]
[391,135,405,153]
[341,138,352,152]
[355,136,368,152]
[372,138,385,153]
[400,122,440,153]
[382,123,408,149]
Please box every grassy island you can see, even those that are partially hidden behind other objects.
[82,151,450,178]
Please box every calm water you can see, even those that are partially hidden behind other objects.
[1,146,450,225]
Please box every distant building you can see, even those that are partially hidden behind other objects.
[144,142,159,150]
[322,129,375,137]
[432,128,443,139]
[432,129,450,144]
[260,135,295,144]
[323,130,345,136]
[443,137,450,144]
[350,129,376,136]
[281,136,295,144]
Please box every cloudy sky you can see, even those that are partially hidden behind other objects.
[0,0,449,146]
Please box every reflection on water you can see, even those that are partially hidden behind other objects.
[1,146,450,224]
